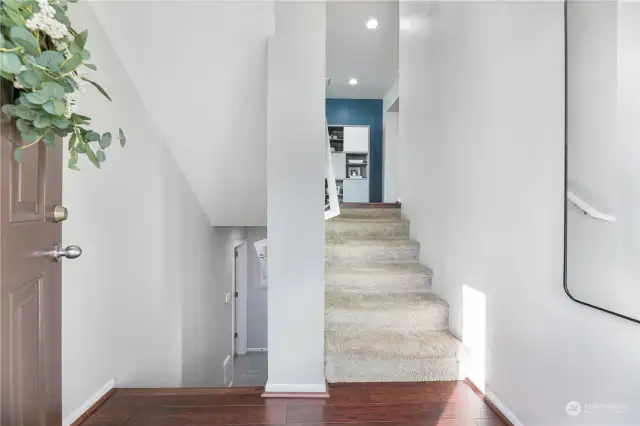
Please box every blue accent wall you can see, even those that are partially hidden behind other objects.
[326,99,383,202]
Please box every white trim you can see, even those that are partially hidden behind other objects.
[485,389,525,426]
[232,240,248,356]
[264,382,327,393]
[63,379,115,426]
[567,190,616,222]
[247,347,268,352]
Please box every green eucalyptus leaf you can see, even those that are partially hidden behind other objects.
[81,49,90,60]
[52,5,70,26]
[15,118,31,133]
[61,53,82,73]
[0,33,5,48]
[42,81,65,99]
[85,131,100,141]
[53,126,71,136]
[75,142,86,153]
[57,77,74,93]
[83,63,97,71]
[119,128,126,147]
[3,8,24,28]
[80,76,111,101]
[13,105,39,120]
[18,69,41,88]
[33,114,52,128]
[68,132,77,151]
[20,129,41,143]
[17,95,40,109]
[25,91,50,105]
[99,132,112,149]
[84,144,100,168]
[0,52,21,74]
[2,104,19,117]
[3,0,32,9]
[0,70,14,82]
[43,98,65,116]
[67,158,80,170]
[35,51,65,71]
[52,117,71,129]
[74,30,88,49]
[9,26,39,56]
[96,150,106,162]
[13,148,24,163]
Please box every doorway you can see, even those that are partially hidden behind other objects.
[231,239,267,387]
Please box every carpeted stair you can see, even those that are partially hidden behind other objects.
[325,206,462,382]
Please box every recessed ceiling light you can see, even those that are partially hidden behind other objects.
[366,17,379,30]
[349,78,358,85]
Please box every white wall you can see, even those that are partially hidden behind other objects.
[383,110,399,203]
[399,2,640,425]
[246,227,268,349]
[62,4,245,422]
[88,2,274,226]
[266,2,327,394]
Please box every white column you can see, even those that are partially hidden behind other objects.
[265,2,327,394]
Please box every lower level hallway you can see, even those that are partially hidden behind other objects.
[232,352,268,387]
[77,381,508,426]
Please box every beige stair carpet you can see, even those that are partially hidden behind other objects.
[325,206,462,382]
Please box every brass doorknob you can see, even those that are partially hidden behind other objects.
[52,205,68,222]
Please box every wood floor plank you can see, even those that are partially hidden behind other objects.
[126,405,287,426]
[77,382,508,426]
[285,402,445,424]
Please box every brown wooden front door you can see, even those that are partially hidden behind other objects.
[0,81,63,425]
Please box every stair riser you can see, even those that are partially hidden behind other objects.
[339,208,401,219]
[325,357,460,382]
[325,244,419,264]
[326,220,410,240]
[325,272,432,294]
[326,308,449,332]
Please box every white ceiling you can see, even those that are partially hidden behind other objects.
[326,1,399,99]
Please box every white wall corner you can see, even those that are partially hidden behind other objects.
[485,389,525,426]
[62,379,115,426]
[264,382,327,394]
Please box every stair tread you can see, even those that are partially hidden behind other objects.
[326,291,449,310]
[327,326,461,359]
[329,217,409,223]
[326,239,419,247]
[326,263,433,276]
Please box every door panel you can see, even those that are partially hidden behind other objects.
[1,81,63,425]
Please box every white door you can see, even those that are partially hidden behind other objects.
[234,242,248,355]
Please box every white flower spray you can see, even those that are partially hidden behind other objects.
[26,0,70,41]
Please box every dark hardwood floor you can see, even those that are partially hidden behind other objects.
[79,381,508,426]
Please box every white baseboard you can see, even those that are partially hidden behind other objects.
[247,348,267,352]
[485,389,525,426]
[63,379,115,426]
[264,382,327,393]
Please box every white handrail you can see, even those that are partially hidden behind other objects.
[325,119,340,220]
[567,190,616,222]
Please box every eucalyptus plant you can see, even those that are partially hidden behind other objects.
[0,0,125,169]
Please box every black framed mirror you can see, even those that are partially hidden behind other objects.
[564,0,640,324]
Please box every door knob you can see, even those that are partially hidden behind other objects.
[44,244,83,262]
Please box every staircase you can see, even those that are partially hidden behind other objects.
[325,205,462,382]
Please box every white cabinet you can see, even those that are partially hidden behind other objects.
[343,179,369,203]
[343,126,369,153]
